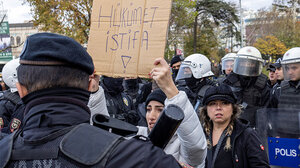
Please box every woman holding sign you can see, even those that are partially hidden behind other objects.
[137,58,207,168]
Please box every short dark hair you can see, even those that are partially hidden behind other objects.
[17,65,89,93]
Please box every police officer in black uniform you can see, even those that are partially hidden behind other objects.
[0,59,23,134]
[266,64,277,89]
[170,55,183,82]
[217,53,237,85]
[261,49,300,139]
[275,47,300,109]
[267,58,283,108]
[175,53,215,112]
[101,76,140,125]
[0,33,182,168]
[123,77,140,106]
[223,46,269,127]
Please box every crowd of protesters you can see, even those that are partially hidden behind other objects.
[0,32,299,168]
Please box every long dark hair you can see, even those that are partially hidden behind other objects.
[199,103,242,151]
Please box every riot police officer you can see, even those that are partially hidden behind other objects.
[101,76,140,125]
[0,58,23,134]
[0,33,182,168]
[277,47,300,108]
[223,46,269,127]
[217,53,237,84]
[175,53,215,111]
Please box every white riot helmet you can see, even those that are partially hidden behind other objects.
[2,58,20,92]
[221,53,236,74]
[175,53,214,81]
[233,46,264,76]
[281,47,300,81]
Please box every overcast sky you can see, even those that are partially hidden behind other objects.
[3,0,274,23]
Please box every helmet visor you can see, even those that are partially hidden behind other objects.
[282,62,300,81]
[222,59,234,70]
[175,61,193,81]
[233,58,262,76]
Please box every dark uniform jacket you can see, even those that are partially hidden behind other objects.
[187,78,215,111]
[101,83,140,126]
[0,91,23,133]
[268,80,300,109]
[223,73,269,127]
[278,80,300,109]
[0,88,181,168]
[267,80,281,108]
[206,119,270,168]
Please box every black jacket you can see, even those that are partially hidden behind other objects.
[101,83,140,125]
[2,88,180,168]
[187,78,216,108]
[206,119,270,168]
[223,73,270,127]
[0,91,22,133]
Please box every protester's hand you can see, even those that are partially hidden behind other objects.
[88,74,100,93]
[150,58,179,99]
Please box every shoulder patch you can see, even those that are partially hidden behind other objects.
[123,97,129,106]
[0,117,3,129]
[10,118,21,133]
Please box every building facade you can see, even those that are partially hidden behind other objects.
[9,22,39,57]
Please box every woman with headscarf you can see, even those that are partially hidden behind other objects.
[137,58,207,168]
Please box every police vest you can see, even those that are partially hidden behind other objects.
[0,123,124,168]
[0,91,21,106]
[278,81,300,109]
[194,85,212,112]
[227,75,267,127]
[105,92,133,119]
[230,74,267,107]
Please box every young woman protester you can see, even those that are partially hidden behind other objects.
[137,58,207,168]
[199,84,270,168]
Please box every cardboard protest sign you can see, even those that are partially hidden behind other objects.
[87,0,172,78]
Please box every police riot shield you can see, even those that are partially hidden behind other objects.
[256,108,300,168]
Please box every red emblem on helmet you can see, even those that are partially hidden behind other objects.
[247,49,252,53]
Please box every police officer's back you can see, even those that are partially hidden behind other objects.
[0,33,181,168]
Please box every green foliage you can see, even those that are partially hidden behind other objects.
[165,0,195,60]
[274,21,300,48]
[253,35,288,60]
[250,1,300,49]
[196,0,239,27]
[183,26,219,60]
[189,0,240,60]
[24,0,92,44]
